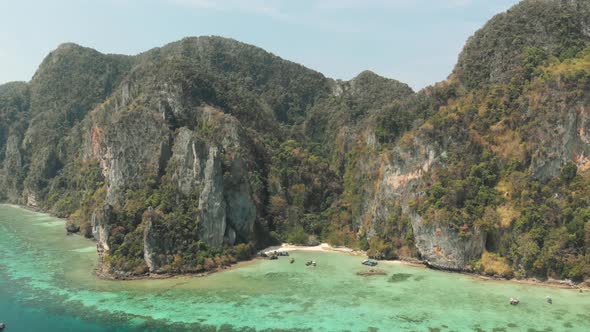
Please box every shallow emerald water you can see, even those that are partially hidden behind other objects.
[0,205,589,331]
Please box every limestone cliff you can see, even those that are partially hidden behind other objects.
[1,0,589,280]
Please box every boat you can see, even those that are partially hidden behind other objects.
[290,258,295,264]
[546,296,552,304]
[509,298,520,305]
[362,259,378,267]
[269,254,278,260]
[305,260,317,267]
[0,322,5,330]
[277,251,289,257]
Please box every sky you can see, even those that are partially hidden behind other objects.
[0,0,520,90]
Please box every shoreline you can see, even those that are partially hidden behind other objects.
[1,203,587,290]
[1,203,263,282]
[260,242,588,291]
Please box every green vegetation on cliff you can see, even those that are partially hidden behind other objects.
[0,0,589,282]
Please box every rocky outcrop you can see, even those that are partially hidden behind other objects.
[66,220,80,233]
[411,214,485,270]
[529,99,590,180]
[170,128,207,196]
[213,109,257,243]
[224,176,256,243]
[356,132,486,270]
[98,111,171,204]
[143,209,174,273]
[92,205,113,251]
[196,146,226,247]
[168,109,257,247]
[91,204,114,275]
[1,135,24,202]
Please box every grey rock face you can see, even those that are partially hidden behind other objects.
[356,132,486,270]
[91,204,115,275]
[358,136,438,236]
[197,146,227,247]
[225,182,256,242]
[1,135,24,202]
[92,110,171,204]
[80,72,261,274]
[170,128,207,196]
[92,204,114,252]
[143,210,174,273]
[411,214,485,270]
[217,115,256,242]
[530,102,590,181]
[136,105,260,272]
[169,124,255,247]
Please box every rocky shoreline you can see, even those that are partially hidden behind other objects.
[1,203,588,290]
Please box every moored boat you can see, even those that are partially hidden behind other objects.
[362,259,378,267]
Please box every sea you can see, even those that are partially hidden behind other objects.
[0,204,588,331]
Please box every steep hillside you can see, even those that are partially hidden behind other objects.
[0,36,347,277]
[138,36,331,125]
[336,0,590,280]
[455,0,590,89]
[0,0,589,282]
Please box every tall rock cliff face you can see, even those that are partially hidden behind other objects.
[341,113,487,269]
[195,145,226,247]
[143,209,172,273]
[336,0,590,274]
[526,83,590,180]
[1,134,25,202]
[0,82,30,202]
[75,49,268,275]
[1,0,589,280]
[94,110,172,204]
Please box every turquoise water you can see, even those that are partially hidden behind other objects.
[0,205,589,331]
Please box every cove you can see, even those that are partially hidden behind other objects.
[0,205,589,331]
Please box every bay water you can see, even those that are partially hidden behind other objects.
[0,205,588,331]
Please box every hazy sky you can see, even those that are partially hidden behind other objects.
[0,0,520,90]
